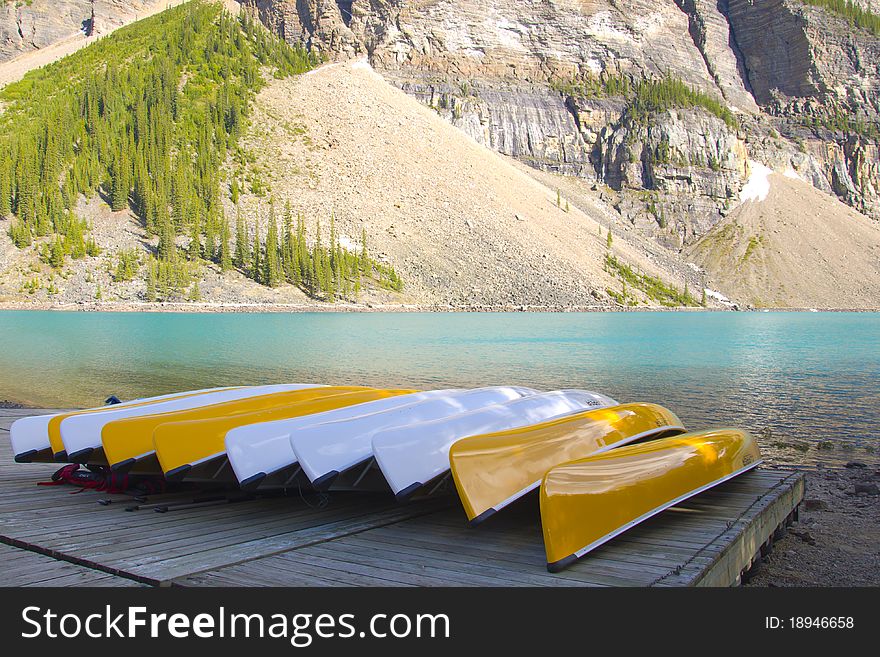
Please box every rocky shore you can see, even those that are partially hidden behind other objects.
[3,301,878,313]
[747,462,880,587]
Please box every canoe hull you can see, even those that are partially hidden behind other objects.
[373,389,618,499]
[224,389,466,489]
[99,385,332,471]
[450,403,685,525]
[12,387,244,461]
[153,388,413,479]
[47,387,252,460]
[540,428,762,572]
[291,386,538,488]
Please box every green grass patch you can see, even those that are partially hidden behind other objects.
[604,254,699,307]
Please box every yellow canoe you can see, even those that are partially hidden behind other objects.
[47,388,240,460]
[154,387,417,480]
[101,386,364,471]
[449,403,684,525]
[540,428,762,572]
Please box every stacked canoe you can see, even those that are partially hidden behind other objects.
[10,384,762,572]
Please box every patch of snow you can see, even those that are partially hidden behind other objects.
[338,235,359,252]
[783,168,802,180]
[687,262,704,273]
[739,161,773,203]
[704,288,735,307]
[704,288,729,302]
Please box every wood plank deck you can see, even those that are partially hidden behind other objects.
[0,543,144,587]
[0,410,804,587]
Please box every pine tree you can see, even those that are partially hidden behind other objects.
[0,156,13,217]
[158,216,176,262]
[281,200,294,282]
[313,220,325,294]
[204,211,217,262]
[188,217,201,261]
[251,228,262,285]
[146,261,158,301]
[110,147,130,212]
[234,207,249,271]
[48,236,65,269]
[220,218,232,272]
[264,203,282,286]
[294,213,307,285]
[359,227,369,276]
[606,229,613,250]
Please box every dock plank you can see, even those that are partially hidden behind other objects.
[0,543,142,587]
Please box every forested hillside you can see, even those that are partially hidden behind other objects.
[0,1,402,304]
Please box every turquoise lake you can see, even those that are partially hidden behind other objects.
[1,311,878,465]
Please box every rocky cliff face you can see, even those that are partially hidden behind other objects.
[725,0,880,219]
[0,1,151,64]
[242,0,880,242]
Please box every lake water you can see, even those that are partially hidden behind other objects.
[1,311,878,466]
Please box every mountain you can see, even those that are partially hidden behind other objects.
[1,0,879,309]
[242,0,880,228]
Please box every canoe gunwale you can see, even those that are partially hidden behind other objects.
[171,449,226,473]
[468,423,688,526]
[13,449,41,463]
[546,459,763,572]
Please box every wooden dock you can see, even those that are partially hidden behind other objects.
[0,409,804,587]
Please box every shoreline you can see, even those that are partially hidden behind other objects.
[746,464,880,586]
[0,301,877,314]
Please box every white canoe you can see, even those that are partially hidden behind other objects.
[10,387,241,462]
[291,386,538,489]
[373,390,618,500]
[59,384,321,462]
[225,389,466,489]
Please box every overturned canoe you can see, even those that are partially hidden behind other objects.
[450,403,685,525]
[100,384,332,471]
[153,388,415,481]
[292,386,538,490]
[11,386,244,463]
[226,389,466,490]
[540,428,762,573]
[373,390,617,501]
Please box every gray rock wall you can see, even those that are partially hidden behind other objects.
[0,1,150,64]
